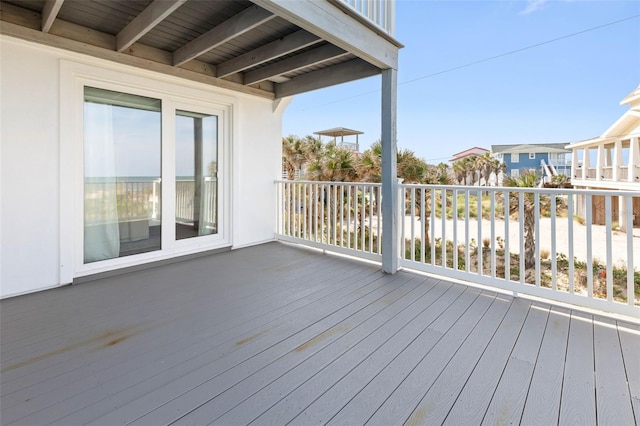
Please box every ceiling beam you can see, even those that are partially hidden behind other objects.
[173,5,275,67]
[216,29,320,78]
[41,0,64,33]
[244,43,347,85]
[275,58,380,98]
[116,0,187,52]
[251,0,400,70]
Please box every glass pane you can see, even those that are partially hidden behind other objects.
[83,87,162,263]
[175,111,218,240]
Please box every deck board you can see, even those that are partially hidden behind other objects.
[558,310,597,426]
[1,242,638,426]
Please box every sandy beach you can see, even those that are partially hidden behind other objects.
[400,216,639,268]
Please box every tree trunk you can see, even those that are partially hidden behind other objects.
[523,208,536,269]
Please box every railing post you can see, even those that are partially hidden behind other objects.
[381,68,398,274]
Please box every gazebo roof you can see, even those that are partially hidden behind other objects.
[314,127,364,137]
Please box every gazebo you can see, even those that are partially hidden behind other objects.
[314,127,364,152]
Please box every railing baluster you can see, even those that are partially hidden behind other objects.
[605,195,613,302]
[377,185,382,254]
[551,194,557,291]
[626,195,634,306]
[477,189,482,276]
[534,192,540,288]
[465,189,470,273]
[504,190,510,282]
[361,185,366,251]
[453,188,458,270]
[519,192,525,284]
[420,187,425,264]
[586,193,593,298]
[568,194,574,294]
[368,185,374,254]
[346,185,351,249]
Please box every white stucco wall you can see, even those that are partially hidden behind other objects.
[0,36,284,298]
[1,38,62,298]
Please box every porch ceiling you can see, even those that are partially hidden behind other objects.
[0,0,401,99]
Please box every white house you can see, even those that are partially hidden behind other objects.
[567,85,640,230]
[0,0,402,298]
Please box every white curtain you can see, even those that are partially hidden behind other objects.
[84,102,120,262]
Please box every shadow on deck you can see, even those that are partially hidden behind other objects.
[1,242,638,425]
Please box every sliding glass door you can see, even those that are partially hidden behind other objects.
[82,86,226,267]
[83,87,162,263]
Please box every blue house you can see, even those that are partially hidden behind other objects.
[491,143,571,181]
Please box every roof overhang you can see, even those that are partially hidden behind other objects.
[0,0,402,100]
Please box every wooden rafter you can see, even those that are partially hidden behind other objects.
[275,58,379,98]
[116,0,187,52]
[173,5,275,67]
[244,43,347,85]
[216,29,320,78]
[41,0,64,33]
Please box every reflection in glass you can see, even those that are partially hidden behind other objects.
[175,111,218,240]
[83,87,161,263]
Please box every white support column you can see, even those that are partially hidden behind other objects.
[613,139,622,182]
[619,195,627,232]
[571,149,579,179]
[596,144,604,181]
[630,137,639,183]
[582,148,588,180]
[381,68,398,274]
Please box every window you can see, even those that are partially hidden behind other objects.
[511,153,519,163]
[529,152,535,160]
[511,169,520,177]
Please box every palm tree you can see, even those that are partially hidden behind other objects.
[503,170,548,269]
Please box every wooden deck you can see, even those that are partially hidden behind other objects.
[1,242,638,425]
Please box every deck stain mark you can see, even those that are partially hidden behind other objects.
[235,328,271,346]
[1,326,140,373]
[295,324,349,352]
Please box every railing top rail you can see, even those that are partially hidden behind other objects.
[277,180,640,196]
[398,183,640,197]
[276,179,382,187]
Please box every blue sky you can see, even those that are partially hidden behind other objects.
[282,0,640,164]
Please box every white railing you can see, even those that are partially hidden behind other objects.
[276,180,382,261]
[337,0,395,36]
[276,180,639,317]
[400,184,638,317]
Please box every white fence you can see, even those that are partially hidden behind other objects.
[276,180,640,317]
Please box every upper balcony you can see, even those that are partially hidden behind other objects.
[569,136,640,191]
[0,0,402,100]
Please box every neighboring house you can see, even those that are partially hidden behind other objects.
[491,143,572,180]
[567,85,640,231]
[449,146,489,163]
[0,0,402,298]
